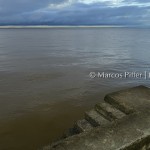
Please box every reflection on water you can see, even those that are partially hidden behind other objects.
[0,28,150,149]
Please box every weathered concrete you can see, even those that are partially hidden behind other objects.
[105,85,150,114]
[95,102,126,121]
[75,119,93,132]
[42,85,150,150]
[85,109,111,127]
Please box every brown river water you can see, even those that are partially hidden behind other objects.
[0,27,150,150]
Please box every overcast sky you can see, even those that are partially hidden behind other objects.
[0,0,150,26]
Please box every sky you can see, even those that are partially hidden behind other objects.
[0,0,150,26]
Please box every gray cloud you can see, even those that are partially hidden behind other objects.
[0,0,150,26]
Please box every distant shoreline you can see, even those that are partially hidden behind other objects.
[0,25,125,29]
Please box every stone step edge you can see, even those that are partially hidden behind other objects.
[74,119,93,133]
[95,102,126,121]
[85,109,111,127]
[104,94,135,115]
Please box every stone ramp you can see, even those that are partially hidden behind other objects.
[42,85,150,150]
[44,110,150,150]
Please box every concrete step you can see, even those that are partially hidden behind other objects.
[104,94,134,115]
[43,86,150,150]
[62,127,79,139]
[95,102,126,121]
[74,119,93,133]
[85,109,110,127]
[104,85,150,114]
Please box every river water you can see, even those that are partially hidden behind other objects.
[0,27,150,150]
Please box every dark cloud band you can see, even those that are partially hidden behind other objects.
[0,0,150,26]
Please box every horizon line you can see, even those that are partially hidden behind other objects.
[0,25,127,29]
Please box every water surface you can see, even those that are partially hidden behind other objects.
[0,27,150,150]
